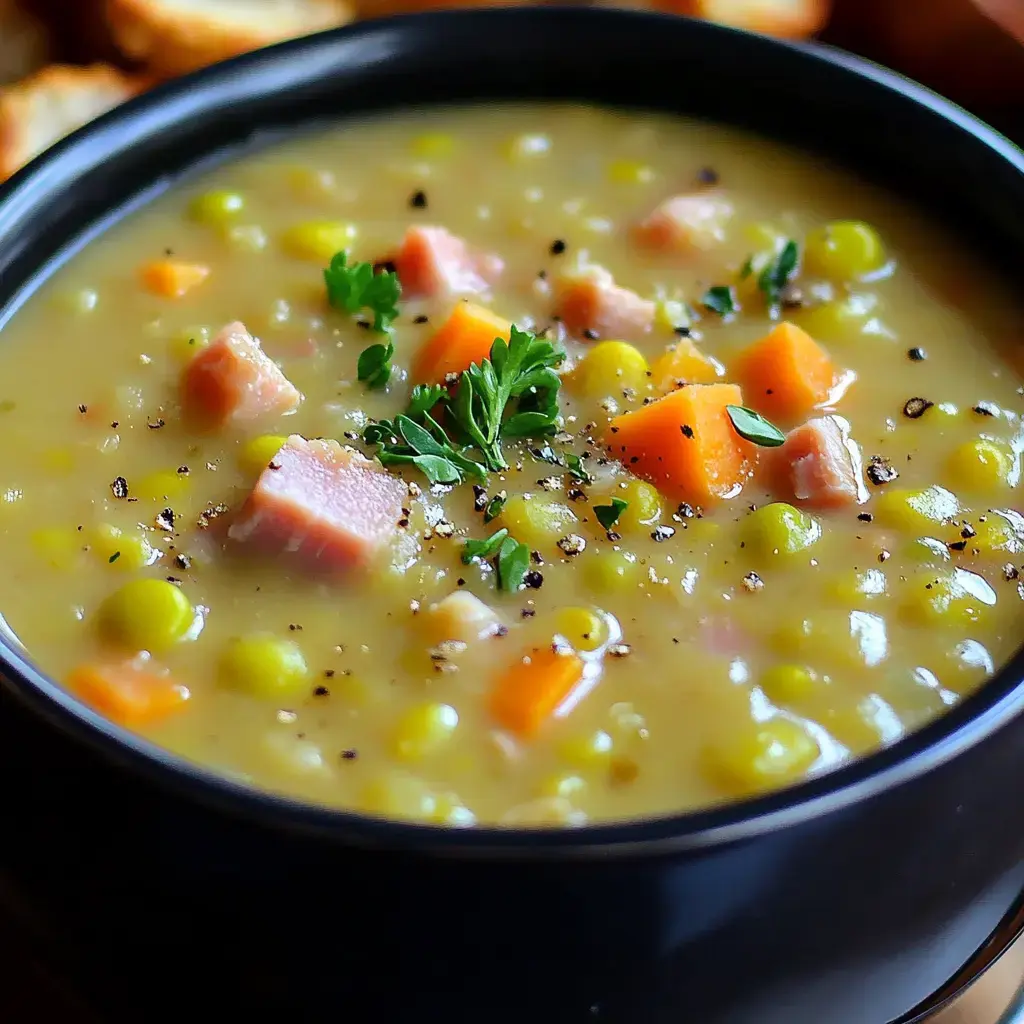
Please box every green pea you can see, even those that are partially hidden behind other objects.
[98,578,194,652]
[742,502,821,559]
[219,633,309,699]
[190,190,245,225]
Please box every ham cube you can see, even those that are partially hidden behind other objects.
[393,225,503,299]
[227,435,407,573]
[182,321,302,427]
[554,265,654,340]
[772,415,868,509]
[633,193,734,251]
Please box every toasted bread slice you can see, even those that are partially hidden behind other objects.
[656,0,830,38]
[0,0,51,86]
[0,63,141,181]
[105,0,354,77]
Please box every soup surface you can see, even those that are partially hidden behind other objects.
[0,104,1021,826]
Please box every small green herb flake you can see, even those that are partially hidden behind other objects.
[372,413,486,485]
[462,528,508,564]
[406,383,447,421]
[758,239,799,308]
[701,285,736,317]
[356,339,394,390]
[594,497,628,530]
[483,492,507,524]
[725,405,786,448]
[324,251,400,333]
[738,256,754,281]
[496,535,530,592]
[563,453,592,485]
[108,551,121,564]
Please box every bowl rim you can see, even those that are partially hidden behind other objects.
[1,6,1023,857]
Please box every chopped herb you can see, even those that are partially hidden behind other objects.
[484,491,507,523]
[594,497,628,530]
[461,528,530,591]
[108,551,121,564]
[374,413,486,485]
[356,338,395,390]
[757,239,800,309]
[447,325,563,470]
[725,405,786,447]
[902,397,933,419]
[563,452,592,485]
[406,383,447,420]
[323,251,400,333]
[701,285,736,317]
[738,256,755,280]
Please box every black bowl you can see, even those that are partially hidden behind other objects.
[1,9,1023,1023]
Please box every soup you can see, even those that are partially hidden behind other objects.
[0,104,1020,826]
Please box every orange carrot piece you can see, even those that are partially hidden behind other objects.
[490,645,586,738]
[650,338,725,393]
[411,301,511,384]
[67,661,189,726]
[732,321,837,422]
[140,260,210,299]
[605,382,756,504]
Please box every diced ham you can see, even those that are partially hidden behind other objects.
[633,193,734,251]
[424,591,504,644]
[554,265,654,340]
[393,225,503,299]
[227,435,407,573]
[182,321,302,428]
[772,415,868,509]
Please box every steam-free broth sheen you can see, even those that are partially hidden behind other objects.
[0,105,1021,825]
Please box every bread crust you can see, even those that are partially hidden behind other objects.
[105,0,354,77]
[0,62,141,181]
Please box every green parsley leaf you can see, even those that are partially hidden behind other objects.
[462,528,509,564]
[738,256,755,281]
[701,285,737,317]
[324,251,400,333]
[371,413,486,484]
[757,239,799,309]
[594,497,628,530]
[563,452,592,485]
[725,405,786,448]
[357,339,394,390]
[496,534,531,592]
[406,383,447,421]
[447,325,564,471]
[483,491,507,524]
[461,528,530,591]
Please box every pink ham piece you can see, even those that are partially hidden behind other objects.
[554,265,654,340]
[393,225,503,299]
[182,321,302,428]
[227,435,407,573]
[633,193,734,252]
[773,415,868,509]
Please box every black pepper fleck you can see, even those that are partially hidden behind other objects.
[313,685,330,697]
[340,749,358,760]
[866,456,899,486]
[680,424,694,439]
[523,570,544,589]
[409,189,428,209]
[583,328,599,341]
[902,397,933,420]
[908,347,927,361]
[111,476,128,499]
[413,315,429,325]
[857,512,874,522]
[549,239,567,256]
[697,166,719,185]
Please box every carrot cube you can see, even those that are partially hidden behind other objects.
[411,301,510,384]
[650,337,725,392]
[140,260,210,298]
[732,321,838,422]
[605,382,757,504]
[67,661,189,726]
[490,645,586,738]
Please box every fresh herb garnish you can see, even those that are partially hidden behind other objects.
[406,383,447,421]
[447,325,563,470]
[461,527,530,591]
[725,405,786,448]
[738,256,755,281]
[324,251,400,333]
[757,240,799,309]
[483,491,507,523]
[563,452,592,485]
[357,338,394,390]
[373,413,486,484]
[594,497,628,530]
[701,285,736,317]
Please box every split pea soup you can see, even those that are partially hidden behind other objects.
[0,104,1021,827]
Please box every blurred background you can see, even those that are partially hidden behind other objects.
[0,0,1022,183]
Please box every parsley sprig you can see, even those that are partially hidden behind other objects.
[462,528,531,592]
[325,252,401,333]
[363,325,563,484]
[357,339,394,390]
[757,239,799,309]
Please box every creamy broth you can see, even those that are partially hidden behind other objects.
[0,103,1021,825]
